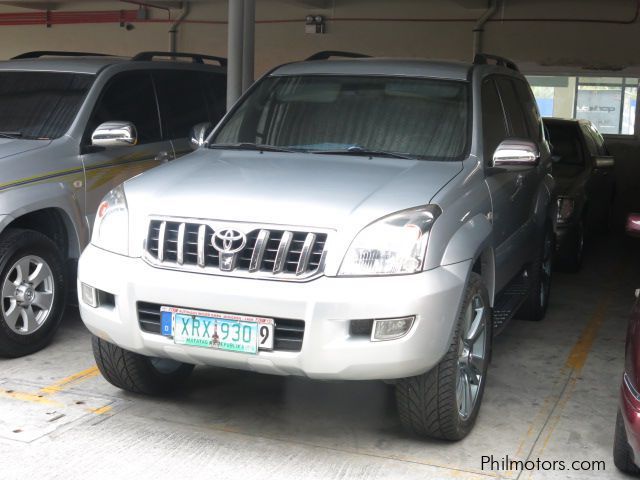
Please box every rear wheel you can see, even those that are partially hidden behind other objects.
[517,225,553,322]
[395,273,491,440]
[0,229,66,357]
[92,335,194,395]
[614,409,640,474]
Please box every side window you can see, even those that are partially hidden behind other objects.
[88,71,161,145]
[155,70,211,139]
[579,124,598,157]
[481,78,508,162]
[514,79,542,141]
[201,72,227,126]
[495,77,529,139]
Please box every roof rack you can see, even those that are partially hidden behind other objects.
[12,51,112,60]
[132,51,227,67]
[473,53,519,72]
[306,51,371,61]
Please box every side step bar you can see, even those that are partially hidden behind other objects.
[492,268,531,335]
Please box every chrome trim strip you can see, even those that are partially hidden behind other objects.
[176,223,186,265]
[197,225,206,268]
[157,221,167,262]
[273,231,293,274]
[249,229,269,273]
[296,233,316,276]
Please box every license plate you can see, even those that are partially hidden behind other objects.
[160,306,274,354]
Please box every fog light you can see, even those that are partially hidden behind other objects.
[81,283,98,308]
[371,316,415,341]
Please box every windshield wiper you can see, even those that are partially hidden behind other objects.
[0,131,22,139]
[208,142,301,153]
[310,145,414,160]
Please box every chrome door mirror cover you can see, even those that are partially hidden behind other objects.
[189,122,213,151]
[492,139,540,167]
[594,155,615,169]
[91,121,138,148]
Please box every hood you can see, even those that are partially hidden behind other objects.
[0,138,51,162]
[125,149,462,230]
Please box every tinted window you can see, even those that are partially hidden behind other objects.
[495,77,529,138]
[579,123,598,156]
[213,75,470,161]
[88,71,161,144]
[0,72,93,139]
[514,79,542,140]
[481,78,508,161]
[546,122,584,166]
[155,71,225,139]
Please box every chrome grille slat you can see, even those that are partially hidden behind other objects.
[273,231,293,274]
[145,218,328,280]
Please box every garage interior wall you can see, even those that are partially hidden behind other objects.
[0,0,639,219]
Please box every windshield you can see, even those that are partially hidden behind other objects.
[212,75,470,161]
[546,122,585,168]
[0,71,94,140]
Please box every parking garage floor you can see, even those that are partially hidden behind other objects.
[0,233,636,480]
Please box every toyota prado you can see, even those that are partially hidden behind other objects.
[78,52,555,440]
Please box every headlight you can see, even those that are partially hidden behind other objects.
[339,205,441,276]
[557,197,575,224]
[92,184,129,256]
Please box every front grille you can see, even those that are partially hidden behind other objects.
[145,218,328,280]
[137,302,305,352]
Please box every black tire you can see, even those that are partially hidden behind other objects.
[614,409,640,474]
[395,273,492,441]
[517,225,553,322]
[558,222,584,273]
[92,335,194,395]
[0,228,67,357]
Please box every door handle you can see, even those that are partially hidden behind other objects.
[511,174,524,201]
[155,151,172,162]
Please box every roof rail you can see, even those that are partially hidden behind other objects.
[306,51,370,61]
[12,51,111,60]
[132,51,227,67]
[473,53,519,72]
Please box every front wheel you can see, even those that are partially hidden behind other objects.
[614,409,640,474]
[0,229,67,357]
[395,273,492,441]
[92,335,194,395]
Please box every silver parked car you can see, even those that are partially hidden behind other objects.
[78,52,555,440]
[0,51,226,357]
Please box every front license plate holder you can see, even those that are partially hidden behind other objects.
[160,306,274,354]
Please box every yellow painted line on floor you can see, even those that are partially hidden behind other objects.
[90,405,112,415]
[565,298,612,371]
[38,365,100,396]
[0,388,64,407]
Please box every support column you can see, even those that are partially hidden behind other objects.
[227,0,244,109]
[242,0,255,92]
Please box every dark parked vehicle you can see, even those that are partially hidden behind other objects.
[614,213,640,474]
[544,118,615,271]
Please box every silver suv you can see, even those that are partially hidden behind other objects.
[0,51,226,357]
[78,52,555,440]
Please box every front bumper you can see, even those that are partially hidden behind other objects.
[78,244,470,381]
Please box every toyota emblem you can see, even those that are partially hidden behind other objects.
[212,229,247,254]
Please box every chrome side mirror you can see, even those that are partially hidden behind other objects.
[492,139,540,167]
[189,122,213,151]
[595,156,615,169]
[91,121,137,148]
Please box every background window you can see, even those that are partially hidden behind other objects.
[527,75,638,135]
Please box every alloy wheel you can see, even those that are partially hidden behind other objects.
[456,293,488,420]
[1,255,55,335]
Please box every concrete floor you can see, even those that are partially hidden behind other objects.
[0,233,637,480]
